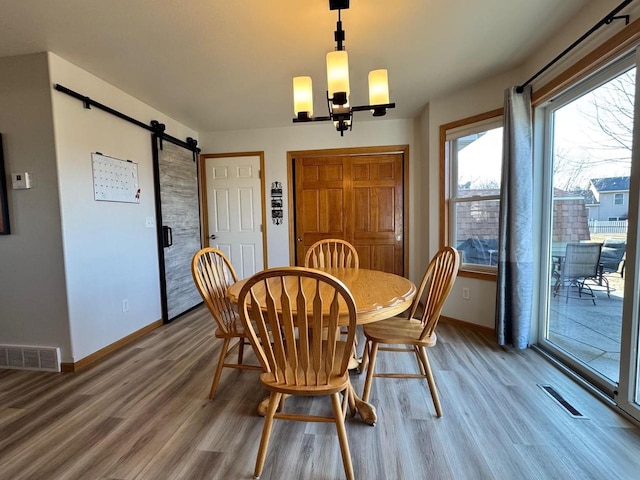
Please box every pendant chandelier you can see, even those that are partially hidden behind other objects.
[292,0,396,136]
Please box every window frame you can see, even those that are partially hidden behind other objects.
[615,192,624,205]
[440,109,503,279]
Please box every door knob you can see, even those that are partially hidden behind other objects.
[210,234,217,240]
[297,237,302,242]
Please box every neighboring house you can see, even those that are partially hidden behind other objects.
[587,176,630,221]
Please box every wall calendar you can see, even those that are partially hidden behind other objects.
[91,153,140,203]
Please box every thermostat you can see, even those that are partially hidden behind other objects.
[12,172,32,189]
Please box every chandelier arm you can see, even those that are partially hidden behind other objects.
[292,116,332,123]
[351,103,396,112]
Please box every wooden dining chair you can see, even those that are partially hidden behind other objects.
[361,246,460,417]
[191,247,261,400]
[238,267,358,480]
[305,239,359,346]
[304,238,359,269]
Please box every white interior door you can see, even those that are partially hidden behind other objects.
[205,155,264,279]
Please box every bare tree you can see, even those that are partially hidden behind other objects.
[458,178,500,190]
[551,68,634,193]
[553,146,591,191]
[582,68,634,161]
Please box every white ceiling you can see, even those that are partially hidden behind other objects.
[0,0,600,132]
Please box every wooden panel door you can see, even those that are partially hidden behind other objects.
[352,154,404,274]
[295,156,351,266]
[294,151,404,275]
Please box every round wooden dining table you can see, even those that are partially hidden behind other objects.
[226,267,417,425]
[227,267,416,323]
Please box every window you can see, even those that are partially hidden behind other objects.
[441,111,503,276]
[615,193,624,204]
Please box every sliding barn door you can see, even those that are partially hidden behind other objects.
[155,140,202,322]
[294,151,405,275]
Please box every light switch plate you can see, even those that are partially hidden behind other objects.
[11,172,31,189]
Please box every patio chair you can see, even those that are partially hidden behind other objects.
[553,243,602,305]
[600,238,626,276]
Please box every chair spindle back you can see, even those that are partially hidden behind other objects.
[192,248,239,334]
[238,267,357,387]
[305,239,360,269]
[405,246,460,340]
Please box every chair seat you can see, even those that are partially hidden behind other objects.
[214,315,246,338]
[363,316,437,347]
[260,341,351,396]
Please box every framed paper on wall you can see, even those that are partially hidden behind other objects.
[0,133,10,235]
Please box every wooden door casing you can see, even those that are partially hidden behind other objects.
[292,147,406,275]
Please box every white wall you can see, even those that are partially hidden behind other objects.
[199,119,424,282]
[49,53,198,362]
[426,69,523,329]
[0,53,72,356]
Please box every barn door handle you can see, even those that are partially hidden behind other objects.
[162,226,173,247]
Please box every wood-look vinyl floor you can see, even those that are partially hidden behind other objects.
[1,306,640,479]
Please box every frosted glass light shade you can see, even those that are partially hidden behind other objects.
[326,50,350,104]
[368,69,389,105]
[293,76,314,117]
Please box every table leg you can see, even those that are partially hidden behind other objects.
[348,382,377,426]
[356,340,370,374]
[257,394,288,416]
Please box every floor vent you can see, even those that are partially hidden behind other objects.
[538,384,586,418]
[0,345,61,372]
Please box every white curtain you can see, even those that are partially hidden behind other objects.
[495,86,534,348]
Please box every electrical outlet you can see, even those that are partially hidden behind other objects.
[462,288,470,300]
[122,299,129,312]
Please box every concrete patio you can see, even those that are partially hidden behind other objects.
[548,273,624,382]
